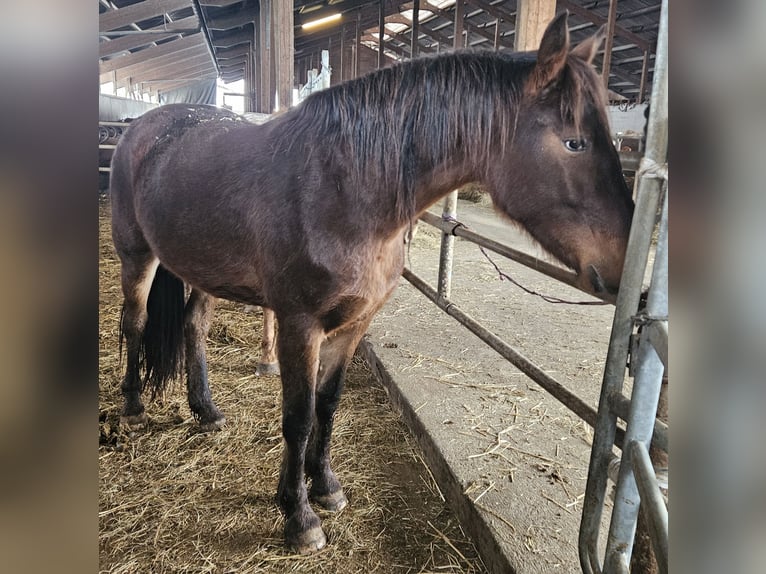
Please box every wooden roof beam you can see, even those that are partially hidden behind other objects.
[100,0,192,32]
[99,15,200,58]
[100,34,205,74]
[558,0,652,53]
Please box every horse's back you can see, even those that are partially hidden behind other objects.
[109,104,252,252]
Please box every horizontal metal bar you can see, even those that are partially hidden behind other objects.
[629,440,669,574]
[609,392,668,452]
[646,320,668,370]
[419,211,615,304]
[99,144,117,149]
[98,167,111,172]
[402,267,627,448]
[98,121,131,127]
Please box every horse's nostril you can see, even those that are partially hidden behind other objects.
[587,265,606,294]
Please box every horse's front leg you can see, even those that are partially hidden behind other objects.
[256,307,280,376]
[306,320,371,512]
[275,314,325,553]
[184,289,225,431]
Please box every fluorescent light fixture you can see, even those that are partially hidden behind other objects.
[302,13,341,30]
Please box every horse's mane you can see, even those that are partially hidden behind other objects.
[277,49,606,223]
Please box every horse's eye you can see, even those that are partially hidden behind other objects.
[564,138,588,152]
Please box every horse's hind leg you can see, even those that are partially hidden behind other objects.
[256,307,280,376]
[307,320,372,513]
[184,289,225,431]
[118,254,160,431]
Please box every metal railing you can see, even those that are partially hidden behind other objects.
[579,0,668,571]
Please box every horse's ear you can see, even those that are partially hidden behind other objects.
[570,24,606,64]
[528,11,570,93]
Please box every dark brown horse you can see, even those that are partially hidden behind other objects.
[110,13,633,554]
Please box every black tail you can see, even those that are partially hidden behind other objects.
[142,265,186,397]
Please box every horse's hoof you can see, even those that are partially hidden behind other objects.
[288,525,327,555]
[198,416,226,432]
[119,412,148,431]
[256,362,280,376]
[311,489,348,513]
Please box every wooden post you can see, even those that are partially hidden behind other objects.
[340,27,345,82]
[493,18,500,50]
[272,0,294,111]
[411,0,420,58]
[258,0,272,113]
[378,0,385,68]
[602,0,618,89]
[354,11,361,77]
[453,0,463,50]
[514,0,557,52]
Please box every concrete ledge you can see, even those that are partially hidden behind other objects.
[360,338,515,574]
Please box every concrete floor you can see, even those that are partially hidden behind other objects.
[361,197,617,573]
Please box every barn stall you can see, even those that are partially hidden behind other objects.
[99,1,667,572]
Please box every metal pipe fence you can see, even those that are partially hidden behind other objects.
[579,0,668,571]
[399,1,668,570]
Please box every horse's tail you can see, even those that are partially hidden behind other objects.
[137,265,186,397]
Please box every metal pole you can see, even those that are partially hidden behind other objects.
[493,18,500,50]
[436,0,464,298]
[629,440,669,573]
[604,190,668,570]
[579,0,668,570]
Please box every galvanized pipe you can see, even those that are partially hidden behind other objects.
[579,0,668,570]
[436,193,459,298]
[608,392,668,452]
[403,267,615,435]
[419,211,615,304]
[604,189,668,570]
[629,440,669,574]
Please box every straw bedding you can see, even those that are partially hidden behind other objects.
[99,195,486,573]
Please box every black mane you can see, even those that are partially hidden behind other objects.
[278,49,605,223]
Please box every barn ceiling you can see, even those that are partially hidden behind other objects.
[99,0,661,99]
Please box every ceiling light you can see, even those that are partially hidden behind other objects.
[302,13,341,30]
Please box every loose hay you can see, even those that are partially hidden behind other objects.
[99,195,486,573]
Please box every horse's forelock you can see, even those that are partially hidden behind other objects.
[559,56,610,138]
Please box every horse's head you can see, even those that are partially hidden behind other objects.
[489,12,634,296]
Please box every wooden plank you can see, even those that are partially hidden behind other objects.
[100,0,191,33]
[100,34,204,74]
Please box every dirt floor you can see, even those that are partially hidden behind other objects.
[98,195,487,573]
